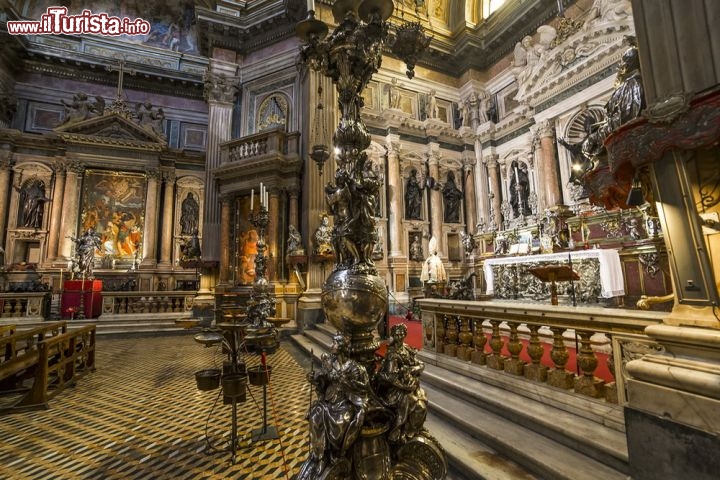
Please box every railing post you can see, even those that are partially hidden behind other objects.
[486,320,505,370]
[471,318,487,365]
[504,321,525,375]
[443,315,459,357]
[548,327,574,389]
[524,324,548,382]
[574,330,605,398]
[457,316,473,361]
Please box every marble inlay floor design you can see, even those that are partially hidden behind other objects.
[0,333,314,479]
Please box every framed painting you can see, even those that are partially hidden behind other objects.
[80,170,147,260]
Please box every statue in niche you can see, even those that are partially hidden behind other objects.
[17,178,51,229]
[409,234,424,262]
[297,332,370,480]
[404,167,424,220]
[388,80,401,109]
[61,92,105,125]
[558,114,605,189]
[460,99,471,127]
[441,170,463,223]
[509,161,531,217]
[420,237,447,284]
[427,90,438,119]
[180,192,199,236]
[180,228,202,261]
[486,97,498,123]
[604,36,645,132]
[286,224,305,256]
[70,228,102,278]
[313,214,334,256]
[377,323,428,444]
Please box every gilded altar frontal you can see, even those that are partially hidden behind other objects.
[1,0,719,479]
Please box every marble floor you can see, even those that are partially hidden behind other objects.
[0,333,314,479]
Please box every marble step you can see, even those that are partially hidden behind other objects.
[424,382,628,480]
[421,362,629,473]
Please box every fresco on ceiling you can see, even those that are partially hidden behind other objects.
[28,1,199,54]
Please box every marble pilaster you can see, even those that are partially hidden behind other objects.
[462,151,477,231]
[428,144,442,252]
[267,188,280,281]
[539,121,561,208]
[486,155,502,230]
[287,186,299,232]
[141,168,160,268]
[202,60,238,262]
[46,158,67,263]
[159,171,175,268]
[386,135,403,257]
[218,195,231,285]
[0,154,13,251]
[58,162,83,259]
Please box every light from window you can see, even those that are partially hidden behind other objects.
[485,0,507,17]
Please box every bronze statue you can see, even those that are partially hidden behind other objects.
[404,168,423,220]
[70,228,101,278]
[605,36,645,132]
[441,170,463,223]
[18,179,51,229]
[180,192,199,236]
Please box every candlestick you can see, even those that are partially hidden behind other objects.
[251,189,254,210]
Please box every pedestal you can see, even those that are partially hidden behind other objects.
[61,280,102,319]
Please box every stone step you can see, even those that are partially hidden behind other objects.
[424,383,628,480]
[421,362,628,473]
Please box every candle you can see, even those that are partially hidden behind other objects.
[514,167,519,184]
[307,0,315,10]
[250,189,254,210]
[556,0,564,16]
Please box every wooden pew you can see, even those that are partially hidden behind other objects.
[0,321,68,389]
[0,324,17,339]
[11,325,96,411]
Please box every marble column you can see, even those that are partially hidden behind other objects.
[288,186,300,231]
[462,151,477,231]
[428,144,443,252]
[386,135,403,257]
[202,60,239,262]
[487,154,502,230]
[46,159,67,263]
[0,154,13,251]
[539,121,561,208]
[475,146,490,229]
[267,187,280,281]
[58,162,83,259]
[141,168,160,268]
[218,195,231,285]
[159,171,175,268]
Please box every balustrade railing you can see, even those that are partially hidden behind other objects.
[417,298,666,405]
[0,292,50,320]
[101,291,195,316]
[222,129,299,164]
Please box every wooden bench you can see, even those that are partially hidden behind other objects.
[0,322,68,396]
[0,324,17,338]
[9,325,96,411]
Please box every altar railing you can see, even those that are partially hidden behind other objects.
[101,291,195,316]
[416,298,666,405]
[0,292,50,320]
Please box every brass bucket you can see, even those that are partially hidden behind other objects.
[222,374,247,400]
[247,365,272,386]
[195,369,221,391]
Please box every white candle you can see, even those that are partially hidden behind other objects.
[557,0,564,16]
[250,189,254,210]
[514,167,519,184]
[307,0,315,10]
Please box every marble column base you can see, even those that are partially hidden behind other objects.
[574,375,605,398]
[486,354,505,371]
[504,358,525,376]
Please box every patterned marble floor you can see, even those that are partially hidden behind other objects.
[0,333,315,479]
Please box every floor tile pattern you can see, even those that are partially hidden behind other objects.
[0,334,314,479]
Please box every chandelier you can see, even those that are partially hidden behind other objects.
[295,1,444,479]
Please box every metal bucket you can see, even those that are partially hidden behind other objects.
[247,365,272,386]
[195,369,221,391]
[222,374,247,399]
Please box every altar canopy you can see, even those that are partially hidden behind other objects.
[483,249,625,299]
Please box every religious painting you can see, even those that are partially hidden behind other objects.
[80,170,146,259]
[28,1,199,54]
[256,94,288,132]
[236,195,258,286]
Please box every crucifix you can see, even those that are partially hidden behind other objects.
[107,57,135,99]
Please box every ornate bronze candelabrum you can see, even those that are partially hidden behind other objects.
[295,1,445,479]
[246,204,278,352]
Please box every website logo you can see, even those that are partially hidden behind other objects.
[7,7,151,36]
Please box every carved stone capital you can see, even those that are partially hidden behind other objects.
[485,154,499,169]
[162,170,176,183]
[0,153,13,170]
[386,139,400,157]
[66,160,85,175]
[203,71,239,104]
[53,158,67,175]
[538,120,556,139]
[146,168,161,181]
